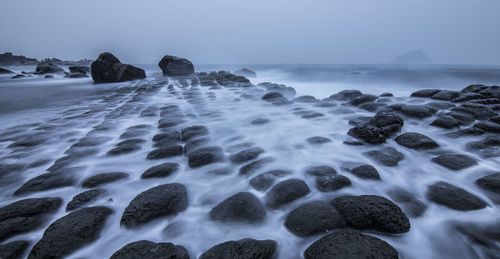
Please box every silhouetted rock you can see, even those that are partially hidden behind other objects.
[431,154,477,170]
[265,179,310,208]
[427,181,487,211]
[141,163,179,179]
[209,192,266,224]
[66,189,106,211]
[158,55,194,76]
[285,201,346,237]
[121,183,188,228]
[81,172,128,188]
[91,52,145,83]
[110,240,189,259]
[392,49,431,64]
[395,132,438,149]
[28,206,112,259]
[200,239,276,259]
[475,173,500,194]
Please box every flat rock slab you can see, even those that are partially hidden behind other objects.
[431,154,477,170]
[364,147,404,167]
[209,192,266,224]
[81,172,128,188]
[28,206,113,259]
[395,132,438,149]
[427,181,487,211]
[285,201,346,237]
[265,179,310,208]
[332,195,410,234]
[110,240,189,259]
[200,239,277,259]
[304,230,398,259]
[121,183,188,228]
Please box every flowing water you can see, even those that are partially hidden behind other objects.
[0,64,499,258]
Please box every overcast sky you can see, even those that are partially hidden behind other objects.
[1,0,499,65]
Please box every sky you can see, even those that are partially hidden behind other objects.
[0,0,499,65]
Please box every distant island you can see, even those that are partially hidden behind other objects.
[391,50,431,64]
[0,52,92,66]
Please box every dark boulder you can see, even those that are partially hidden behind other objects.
[110,240,189,259]
[329,90,363,101]
[262,92,284,101]
[68,65,90,73]
[0,67,14,74]
[348,111,404,144]
[239,157,274,175]
[188,146,224,168]
[251,118,270,125]
[430,116,460,129]
[234,68,257,78]
[121,183,188,228]
[184,137,210,155]
[427,181,487,211]
[146,145,183,160]
[158,55,194,76]
[35,62,64,74]
[66,189,106,211]
[249,170,291,191]
[332,195,410,233]
[200,239,276,259]
[304,230,398,259]
[395,132,438,149]
[265,179,310,208]
[348,94,377,106]
[316,175,352,192]
[475,173,500,194]
[28,206,112,259]
[209,192,266,224]
[350,164,380,180]
[81,172,128,188]
[14,169,76,195]
[153,130,181,143]
[431,90,460,101]
[411,89,440,98]
[306,165,337,177]
[141,163,179,179]
[230,147,264,164]
[91,52,146,83]
[347,124,386,144]
[396,104,435,118]
[451,104,496,120]
[0,240,30,259]
[285,201,346,237]
[364,147,404,167]
[431,154,477,170]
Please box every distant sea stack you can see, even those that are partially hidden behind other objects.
[158,55,194,76]
[392,50,431,64]
[91,52,146,83]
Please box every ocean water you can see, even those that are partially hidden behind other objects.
[0,64,499,258]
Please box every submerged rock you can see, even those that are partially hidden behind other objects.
[285,201,346,237]
[14,168,77,195]
[475,173,500,194]
[332,195,410,234]
[306,136,332,144]
[91,52,146,83]
[230,147,264,164]
[395,132,438,149]
[465,136,500,158]
[265,179,310,208]
[234,68,257,78]
[200,239,276,259]
[81,172,128,188]
[28,206,112,259]
[158,55,194,76]
[181,125,209,141]
[141,162,179,179]
[306,165,337,176]
[250,170,290,191]
[209,192,266,224]
[66,189,106,211]
[364,147,404,167]
[350,164,380,180]
[304,230,398,259]
[387,188,427,217]
[121,184,188,228]
[431,154,477,170]
[188,146,224,168]
[110,240,189,259]
[427,181,487,211]
[0,67,14,74]
[0,240,30,259]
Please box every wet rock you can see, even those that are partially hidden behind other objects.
[427,181,487,211]
[448,127,485,137]
[393,104,435,118]
[239,157,274,175]
[265,179,310,208]
[426,101,456,110]
[262,92,284,101]
[474,121,500,133]
[35,62,64,74]
[0,240,30,259]
[284,201,346,237]
[387,188,427,217]
[146,145,183,160]
[295,95,319,103]
[215,71,252,87]
[332,195,410,233]
[121,184,188,228]
[188,146,224,168]
[347,124,386,144]
[350,164,380,180]
[234,68,257,78]
[81,172,128,188]
[451,104,496,120]
[348,111,404,144]
[364,147,404,167]
[380,92,393,97]
[11,74,25,79]
[181,126,209,141]
[462,84,489,93]
[348,94,377,106]
[209,192,266,224]
[111,241,189,259]
[316,175,351,192]
[395,132,438,149]
[306,136,332,144]
[329,90,363,101]
[8,134,48,148]
[249,170,291,191]
[411,89,440,98]
[258,82,296,99]
[306,166,337,176]
[430,116,460,129]
[0,67,14,74]
[65,72,88,78]
[0,197,62,241]
[153,130,181,143]
[251,118,270,125]
[489,115,500,124]
[200,239,276,259]
[301,111,324,119]
[359,102,386,112]
[348,116,371,126]
[453,93,485,102]
[14,169,76,195]
[141,162,179,179]
[158,55,194,76]
[158,117,185,128]
[68,65,90,73]
[107,144,142,156]
[66,189,106,211]
[432,90,461,101]
[230,147,264,164]
[91,52,146,83]
[431,154,477,170]
[119,129,149,140]
[466,136,500,158]
[304,230,398,259]
[28,206,112,258]
[475,173,500,194]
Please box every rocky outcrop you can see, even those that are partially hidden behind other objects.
[158,55,194,76]
[91,52,145,83]
[35,62,64,74]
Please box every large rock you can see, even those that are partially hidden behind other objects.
[0,198,62,241]
[329,90,363,101]
[110,240,189,259]
[28,206,112,259]
[265,179,310,208]
[200,239,276,259]
[284,201,346,237]
[35,62,64,74]
[121,184,188,228]
[427,181,487,211]
[188,146,224,168]
[91,52,146,83]
[304,230,398,259]
[158,55,194,76]
[395,132,438,149]
[431,154,477,170]
[0,240,30,259]
[475,173,500,194]
[81,172,128,188]
[332,195,410,233]
[209,192,266,224]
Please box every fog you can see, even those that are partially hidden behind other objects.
[1,0,499,65]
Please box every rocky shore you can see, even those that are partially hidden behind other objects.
[0,53,499,258]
